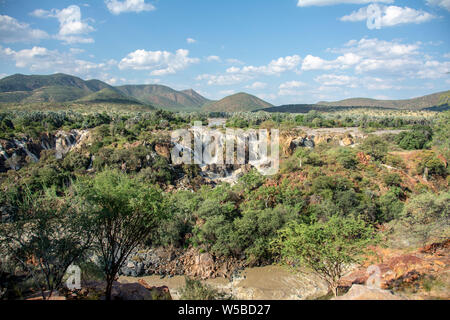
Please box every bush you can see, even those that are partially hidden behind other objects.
[383,173,403,187]
[378,189,404,223]
[62,152,91,173]
[416,154,447,179]
[395,192,450,246]
[179,277,230,300]
[360,135,388,162]
[231,205,297,264]
[335,149,358,169]
[395,127,432,150]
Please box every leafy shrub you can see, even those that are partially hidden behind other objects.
[416,154,447,179]
[360,135,388,161]
[62,152,91,173]
[395,127,432,150]
[378,189,404,222]
[383,173,403,187]
[179,277,230,300]
[335,148,358,169]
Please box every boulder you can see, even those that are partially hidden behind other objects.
[186,252,216,279]
[339,134,354,146]
[333,284,404,300]
[114,282,159,300]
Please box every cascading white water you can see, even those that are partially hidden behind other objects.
[13,139,39,162]
[55,130,88,159]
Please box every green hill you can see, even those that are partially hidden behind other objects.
[0,73,115,104]
[76,88,144,105]
[116,85,209,112]
[202,92,272,112]
[317,90,450,110]
[0,73,109,93]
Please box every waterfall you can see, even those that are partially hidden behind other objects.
[55,131,79,159]
[13,139,39,163]
[87,155,95,171]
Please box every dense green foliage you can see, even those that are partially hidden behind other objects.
[395,126,433,150]
[75,170,166,300]
[275,215,376,296]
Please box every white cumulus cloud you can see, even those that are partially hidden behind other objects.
[105,0,155,15]
[186,38,197,44]
[341,4,435,29]
[31,5,95,44]
[118,48,199,76]
[0,15,48,43]
[302,52,360,71]
[227,55,302,76]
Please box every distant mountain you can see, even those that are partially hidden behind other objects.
[0,73,110,93]
[0,73,212,110]
[261,104,402,114]
[76,88,144,105]
[181,89,210,106]
[0,73,117,104]
[202,92,272,112]
[317,90,450,110]
[116,85,209,112]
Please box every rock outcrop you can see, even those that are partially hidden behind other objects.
[338,240,450,299]
[120,247,244,280]
[65,280,172,300]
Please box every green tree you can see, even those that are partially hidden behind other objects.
[76,170,166,300]
[275,215,376,296]
[0,189,92,299]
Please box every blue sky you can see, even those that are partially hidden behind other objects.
[0,0,449,104]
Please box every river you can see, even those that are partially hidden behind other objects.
[120,265,328,300]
